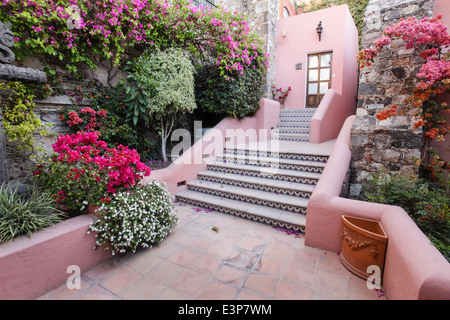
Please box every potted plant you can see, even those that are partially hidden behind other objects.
[32,131,151,216]
[271,85,292,108]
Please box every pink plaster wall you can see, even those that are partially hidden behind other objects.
[0,215,111,300]
[143,98,280,195]
[275,4,358,112]
[306,115,450,300]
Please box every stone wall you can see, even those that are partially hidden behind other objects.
[348,0,435,197]
[217,0,278,95]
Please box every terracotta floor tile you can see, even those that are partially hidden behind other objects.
[170,269,212,297]
[287,248,318,273]
[348,272,386,300]
[243,272,278,298]
[255,255,284,276]
[205,240,235,259]
[226,248,259,269]
[83,259,123,283]
[145,259,185,285]
[196,280,238,300]
[74,285,118,300]
[189,253,223,275]
[167,248,201,267]
[275,279,313,300]
[315,269,349,298]
[45,275,94,300]
[214,264,248,287]
[281,262,315,288]
[316,250,348,275]
[147,241,181,259]
[238,236,267,253]
[263,241,292,259]
[155,287,191,300]
[235,289,267,300]
[118,277,165,300]
[98,266,142,295]
[125,252,164,275]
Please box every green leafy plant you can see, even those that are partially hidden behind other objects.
[363,168,450,261]
[128,48,197,161]
[0,81,51,153]
[88,180,178,255]
[194,63,265,119]
[0,182,65,243]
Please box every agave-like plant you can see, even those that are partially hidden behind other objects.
[0,182,66,243]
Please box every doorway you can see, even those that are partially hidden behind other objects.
[306,52,332,108]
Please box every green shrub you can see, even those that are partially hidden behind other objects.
[127,48,197,161]
[363,169,450,261]
[194,64,265,120]
[0,183,65,243]
[88,180,178,255]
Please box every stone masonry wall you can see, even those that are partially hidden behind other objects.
[217,0,278,95]
[348,0,435,197]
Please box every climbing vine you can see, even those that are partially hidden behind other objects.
[0,81,51,153]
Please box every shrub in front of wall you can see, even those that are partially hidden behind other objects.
[88,180,178,255]
[194,63,265,120]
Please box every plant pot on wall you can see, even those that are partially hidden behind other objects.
[340,215,388,284]
[278,99,285,109]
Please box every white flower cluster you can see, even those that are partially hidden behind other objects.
[88,179,178,255]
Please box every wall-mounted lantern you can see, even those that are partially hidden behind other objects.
[316,21,323,41]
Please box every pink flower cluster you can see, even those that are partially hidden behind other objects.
[52,131,151,194]
[3,0,268,77]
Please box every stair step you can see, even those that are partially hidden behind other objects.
[176,190,306,232]
[280,108,317,114]
[277,121,312,128]
[273,127,310,134]
[272,133,310,142]
[215,153,325,173]
[187,180,308,214]
[207,162,321,185]
[197,170,315,198]
[224,146,329,163]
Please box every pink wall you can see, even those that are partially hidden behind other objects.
[306,115,450,300]
[275,4,359,111]
[0,215,111,300]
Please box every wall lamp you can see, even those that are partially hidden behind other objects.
[316,21,323,41]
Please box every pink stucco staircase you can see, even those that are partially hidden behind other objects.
[175,108,330,233]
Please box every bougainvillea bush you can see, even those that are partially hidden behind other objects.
[357,15,450,182]
[88,180,178,255]
[1,0,268,81]
[32,131,151,213]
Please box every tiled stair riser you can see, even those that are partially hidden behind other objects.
[186,184,307,214]
[197,173,313,199]
[175,194,306,233]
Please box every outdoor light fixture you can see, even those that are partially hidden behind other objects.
[281,29,286,38]
[316,21,323,41]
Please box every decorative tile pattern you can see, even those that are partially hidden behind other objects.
[175,195,306,234]
[187,184,307,214]
[197,173,313,198]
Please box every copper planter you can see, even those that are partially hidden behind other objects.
[340,215,388,283]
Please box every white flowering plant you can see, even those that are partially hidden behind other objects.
[88,179,178,255]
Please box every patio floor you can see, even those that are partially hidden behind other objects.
[38,203,386,300]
